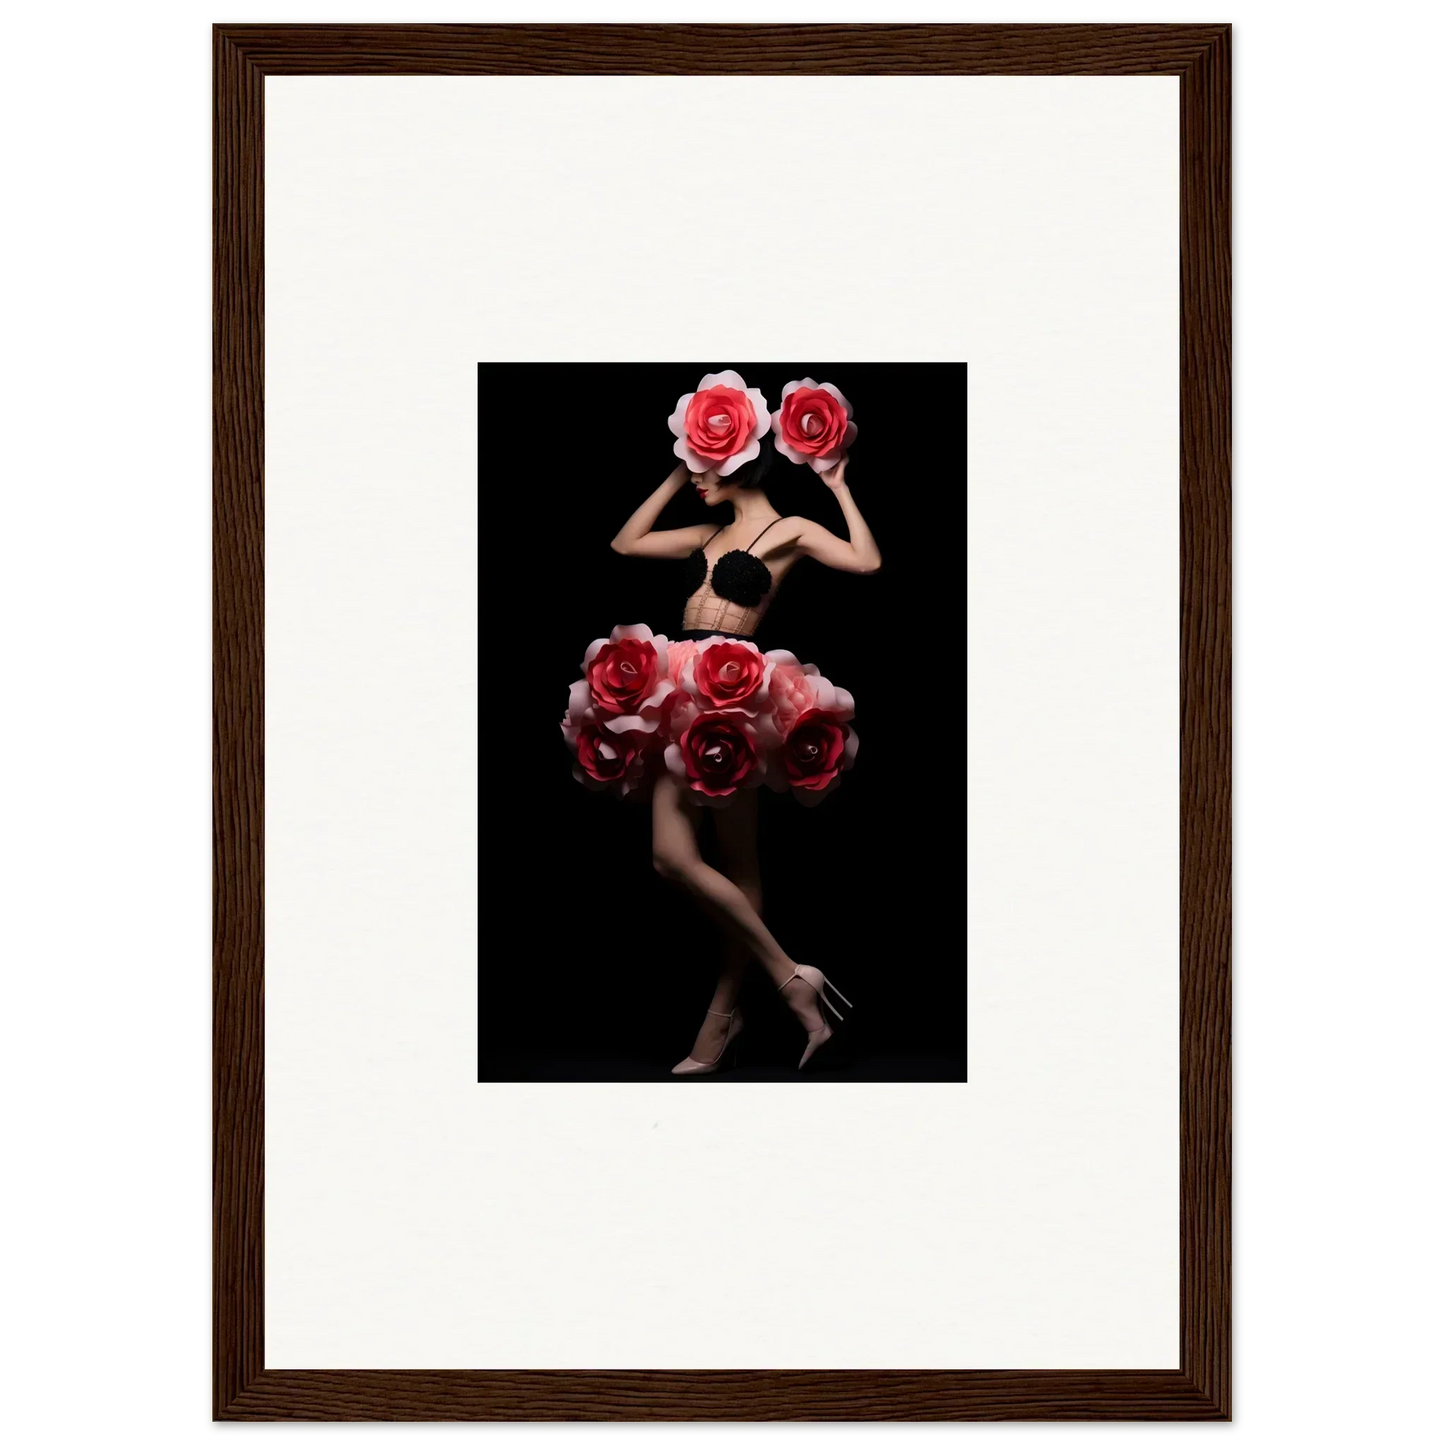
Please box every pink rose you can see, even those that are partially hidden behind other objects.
[666,639,698,685]
[756,652,858,803]
[763,651,819,740]
[771,378,857,473]
[682,637,772,714]
[582,623,674,729]
[664,709,762,804]
[668,370,770,476]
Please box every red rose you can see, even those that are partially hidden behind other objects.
[690,640,766,711]
[778,388,848,457]
[586,635,661,716]
[667,370,770,476]
[683,386,755,463]
[771,378,858,473]
[781,709,849,792]
[667,712,760,799]
[573,723,645,787]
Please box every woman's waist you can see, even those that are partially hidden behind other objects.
[674,628,758,642]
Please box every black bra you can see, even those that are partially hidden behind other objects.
[682,519,783,609]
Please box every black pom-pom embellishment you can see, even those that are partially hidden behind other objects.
[682,548,709,595]
[709,551,773,609]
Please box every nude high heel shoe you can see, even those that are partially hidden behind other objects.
[671,1007,745,1076]
[777,964,854,1070]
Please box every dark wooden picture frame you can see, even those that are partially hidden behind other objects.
[215,23,1229,1422]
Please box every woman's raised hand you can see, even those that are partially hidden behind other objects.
[820,455,850,491]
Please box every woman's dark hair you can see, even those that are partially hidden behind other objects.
[727,430,778,490]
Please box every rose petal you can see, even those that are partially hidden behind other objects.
[604,713,659,734]
[640,679,675,710]
[745,388,771,437]
[700,370,747,392]
[716,436,761,476]
[667,393,695,438]
[673,438,712,474]
[794,777,840,807]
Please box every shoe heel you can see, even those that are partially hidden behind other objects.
[820,974,854,1012]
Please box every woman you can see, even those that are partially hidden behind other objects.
[609,423,883,1075]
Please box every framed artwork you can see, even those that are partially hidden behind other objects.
[215,23,1230,1421]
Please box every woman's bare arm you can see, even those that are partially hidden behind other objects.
[611,465,714,558]
[791,457,882,574]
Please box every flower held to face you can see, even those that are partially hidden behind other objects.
[771,378,857,473]
[668,370,771,476]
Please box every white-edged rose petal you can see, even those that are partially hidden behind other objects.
[716,436,761,476]
[673,437,712,473]
[745,388,771,438]
[566,678,595,719]
[604,714,659,734]
[770,430,810,468]
[700,369,748,392]
[667,393,695,436]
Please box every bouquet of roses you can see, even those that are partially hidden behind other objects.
[561,625,858,807]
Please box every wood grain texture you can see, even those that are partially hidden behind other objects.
[218,1368,1221,1422]
[214,22,1224,75]
[213,22,1230,1422]
[1177,23,1232,1422]
[213,24,265,1422]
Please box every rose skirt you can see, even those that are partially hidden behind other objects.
[561,625,859,808]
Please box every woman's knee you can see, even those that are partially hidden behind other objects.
[652,847,697,887]
[717,862,762,913]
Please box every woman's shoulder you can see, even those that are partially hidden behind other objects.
[771,515,819,545]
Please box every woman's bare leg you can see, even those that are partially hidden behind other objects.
[680,788,760,1061]
[652,774,827,1052]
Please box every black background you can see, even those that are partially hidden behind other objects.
[478,364,966,1081]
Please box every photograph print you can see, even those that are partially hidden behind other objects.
[479,363,966,1082]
